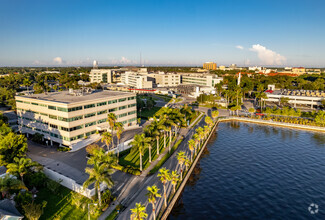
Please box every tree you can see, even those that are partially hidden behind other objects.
[146,185,161,220]
[204,116,213,127]
[115,122,124,162]
[130,202,147,220]
[248,107,255,117]
[22,201,47,220]
[0,174,27,198]
[101,132,112,151]
[280,97,290,107]
[0,132,27,166]
[157,168,170,208]
[107,113,117,148]
[211,110,219,121]
[6,157,39,184]
[188,139,195,161]
[148,117,165,155]
[184,157,191,172]
[83,149,115,207]
[196,127,204,147]
[176,151,186,180]
[315,111,325,126]
[130,133,151,171]
[180,104,192,124]
[23,78,32,93]
[170,171,180,193]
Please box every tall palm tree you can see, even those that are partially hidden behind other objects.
[170,108,185,134]
[204,116,213,127]
[83,163,114,207]
[148,117,165,155]
[107,113,117,148]
[196,127,204,147]
[188,139,195,161]
[6,157,39,184]
[204,125,210,139]
[115,122,124,161]
[130,202,147,220]
[146,185,161,220]
[101,132,112,151]
[176,151,186,180]
[157,168,171,208]
[162,116,175,153]
[180,104,192,125]
[130,133,151,171]
[193,133,199,150]
[211,110,219,121]
[184,157,191,172]
[170,171,180,193]
[0,174,27,198]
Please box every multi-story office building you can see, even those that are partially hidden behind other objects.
[152,73,181,87]
[203,62,217,70]
[16,90,137,149]
[180,73,223,87]
[121,71,153,89]
[89,69,113,83]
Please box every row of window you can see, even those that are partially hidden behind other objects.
[18,108,136,122]
[16,96,136,112]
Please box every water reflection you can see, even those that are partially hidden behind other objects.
[312,133,325,145]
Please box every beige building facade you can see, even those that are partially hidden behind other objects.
[152,73,181,87]
[89,69,113,83]
[16,90,137,149]
[181,73,223,87]
[121,71,153,89]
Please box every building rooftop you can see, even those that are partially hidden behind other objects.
[16,90,134,104]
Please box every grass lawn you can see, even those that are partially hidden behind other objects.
[36,185,97,220]
[139,106,162,119]
[119,136,173,171]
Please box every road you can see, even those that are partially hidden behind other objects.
[114,106,229,220]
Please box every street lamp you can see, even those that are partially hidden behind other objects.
[88,203,98,220]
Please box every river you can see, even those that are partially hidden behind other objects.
[169,121,325,219]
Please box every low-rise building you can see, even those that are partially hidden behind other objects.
[180,73,223,87]
[16,89,137,149]
[121,71,153,89]
[203,62,217,70]
[89,69,113,83]
[292,67,306,75]
[151,73,181,87]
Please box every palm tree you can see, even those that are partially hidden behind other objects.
[188,139,195,161]
[115,122,124,161]
[204,125,210,138]
[6,157,39,184]
[196,127,204,147]
[248,107,255,117]
[148,117,165,155]
[107,113,117,148]
[130,133,151,171]
[211,110,219,121]
[184,157,191,171]
[130,202,147,220]
[204,116,213,127]
[176,151,186,180]
[157,168,170,208]
[101,132,112,151]
[193,133,199,150]
[0,174,27,198]
[170,171,180,193]
[180,104,192,125]
[163,116,175,153]
[83,163,114,207]
[146,185,161,220]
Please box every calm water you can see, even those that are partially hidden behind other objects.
[169,122,325,220]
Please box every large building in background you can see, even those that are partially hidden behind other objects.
[121,71,153,89]
[180,73,223,87]
[89,69,113,83]
[15,90,137,150]
[203,62,217,70]
[152,72,181,87]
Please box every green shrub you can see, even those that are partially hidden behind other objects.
[25,172,47,188]
[15,191,33,207]
[57,146,70,152]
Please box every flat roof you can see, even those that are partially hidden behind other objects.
[16,90,134,104]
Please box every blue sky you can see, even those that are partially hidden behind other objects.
[0,0,324,67]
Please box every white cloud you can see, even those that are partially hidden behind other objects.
[236,45,244,50]
[249,44,286,65]
[111,57,136,65]
[53,57,63,64]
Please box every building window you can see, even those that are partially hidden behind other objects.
[98,118,107,124]
[128,103,136,108]
[85,112,96,118]
[97,110,107,115]
[128,118,137,123]
[86,130,96,136]
[39,103,47,107]
[109,108,117,112]
[58,115,83,122]
[49,115,57,120]
[128,110,136,115]
[119,105,127,110]
[128,96,135,100]
[48,105,57,110]
[31,102,38,106]
[97,101,107,107]
[57,107,68,112]
[50,124,58,129]
[108,100,117,104]
[68,106,83,112]
[16,100,23,103]
[118,98,127,102]
[119,113,127,118]
[69,125,83,131]
[85,121,97,127]
[84,104,95,109]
